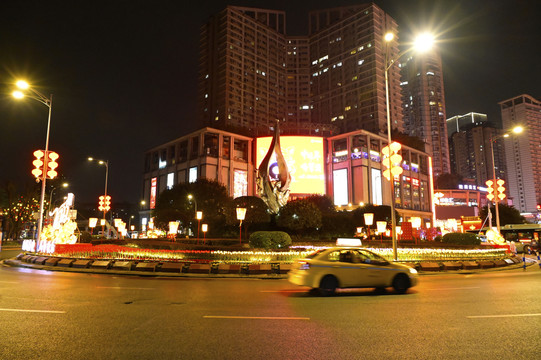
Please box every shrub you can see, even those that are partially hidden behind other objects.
[79,231,93,243]
[249,231,292,249]
[441,232,481,245]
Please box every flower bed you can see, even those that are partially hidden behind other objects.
[46,243,509,264]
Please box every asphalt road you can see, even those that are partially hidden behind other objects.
[1,261,540,360]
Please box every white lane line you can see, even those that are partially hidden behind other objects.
[0,308,66,314]
[96,286,154,290]
[204,315,310,320]
[425,287,480,291]
[467,313,541,319]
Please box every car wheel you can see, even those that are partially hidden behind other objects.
[392,274,410,294]
[318,275,338,296]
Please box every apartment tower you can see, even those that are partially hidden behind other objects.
[197,4,402,137]
[499,94,541,213]
[401,50,450,177]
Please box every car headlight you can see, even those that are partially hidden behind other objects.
[408,267,418,274]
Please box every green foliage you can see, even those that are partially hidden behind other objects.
[79,231,93,243]
[350,204,395,226]
[321,212,356,237]
[276,199,322,234]
[153,179,231,237]
[303,194,335,214]
[441,232,481,245]
[249,231,292,249]
[225,196,270,226]
[479,204,526,227]
[0,181,40,239]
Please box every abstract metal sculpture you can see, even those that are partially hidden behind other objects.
[257,121,291,214]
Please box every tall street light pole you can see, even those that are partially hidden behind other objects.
[384,32,434,261]
[88,157,109,233]
[490,126,523,234]
[12,81,53,251]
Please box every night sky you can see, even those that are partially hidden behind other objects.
[1,0,539,205]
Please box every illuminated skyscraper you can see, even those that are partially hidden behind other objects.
[499,94,541,213]
[197,4,401,137]
[401,50,450,177]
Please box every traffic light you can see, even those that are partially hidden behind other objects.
[382,142,403,181]
[98,195,111,212]
[32,150,45,179]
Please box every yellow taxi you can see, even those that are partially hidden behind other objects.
[288,247,419,296]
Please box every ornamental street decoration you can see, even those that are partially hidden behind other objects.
[256,121,291,214]
[32,150,59,180]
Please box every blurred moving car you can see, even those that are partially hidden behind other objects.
[288,247,419,296]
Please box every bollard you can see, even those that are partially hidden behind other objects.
[523,254,526,271]
[537,251,541,269]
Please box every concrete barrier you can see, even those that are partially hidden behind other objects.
[478,261,495,269]
[420,262,440,271]
[72,259,93,268]
[462,261,479,269]
[160,262,184,273]
[248,264,272,275]
[188,263,211,274]
[279,263,292,274]
[58,259,75,267]
[135,262,159,272]
[91,260,112,269]
[112,261,133,271]
[442,262,462,270]
[34,256,49,265]
[493,260,508,267]
[217,264,241,274]
[45,258,61,266]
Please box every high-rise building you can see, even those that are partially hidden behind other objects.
[401,50,450,177]
[499,94,541,213]
[447,113,506,187]
[197,4,401,137]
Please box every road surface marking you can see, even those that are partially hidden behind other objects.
[426,287,480,291]
[0,308,66,314]
[97,286,154,290]
[204,315,310,320]
[467,313,541,319]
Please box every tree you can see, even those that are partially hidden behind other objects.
[350,204,396,227]
[479,204,526,227]
[225,196,270,229]
[0,182,40,240]
[304,194,336,214]
[153,179,232,237]
[276,198,322,235]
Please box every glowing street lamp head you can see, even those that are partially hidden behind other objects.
[414,32,434,53]
[16,80,30,90]
[384,32,394,42]
[512,126,524,134]
[12,90,25,99]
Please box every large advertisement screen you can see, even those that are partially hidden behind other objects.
[256,136,325,195]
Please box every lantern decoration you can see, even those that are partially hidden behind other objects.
[98,195,111,212]
[381,142,403,181]
[32,150,59,180]
[236,207,247,244]
[496,179,506,201]
[485,180,495,201]
[202,223,208,243]
[364,213,374,239]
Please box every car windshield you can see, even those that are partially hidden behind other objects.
[304,249,327,259]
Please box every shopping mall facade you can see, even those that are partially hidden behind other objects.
[140,127,435,230]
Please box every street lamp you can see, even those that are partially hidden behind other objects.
[490,126,523,234]
[88,157,110,235]
[384,31,435,260]
[364,213,374,240]
[202,223,208,244]
[48,182,68,215]
[236,207,247,245]
[12,80,53,250]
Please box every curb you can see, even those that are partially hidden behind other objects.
[3,253,537,278]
